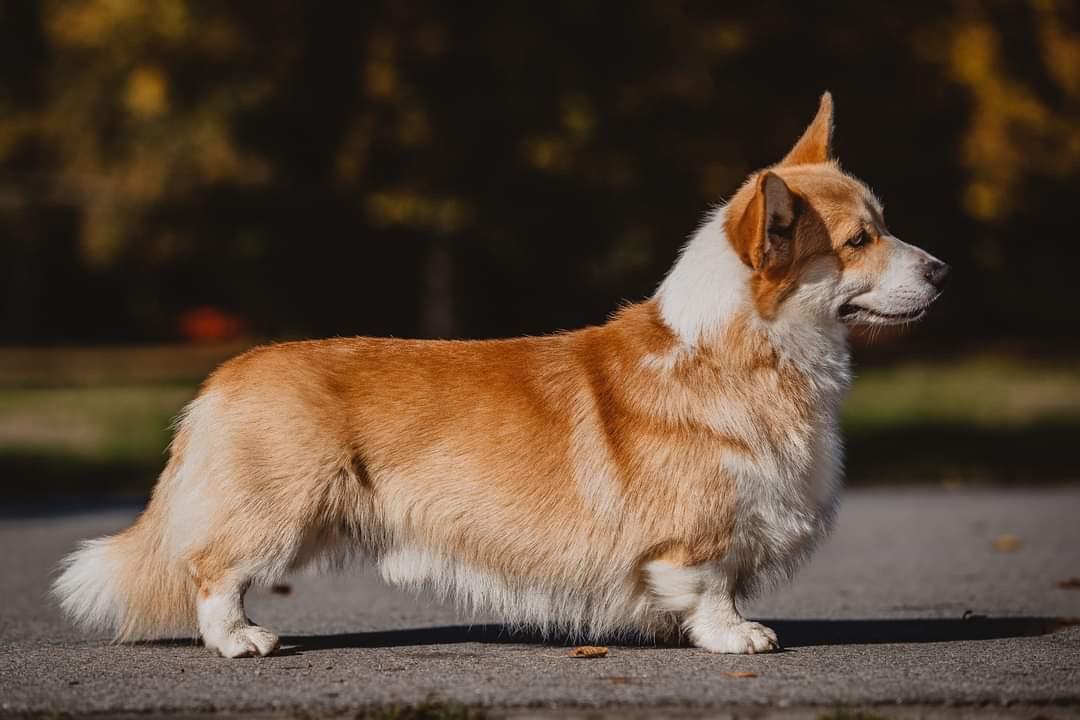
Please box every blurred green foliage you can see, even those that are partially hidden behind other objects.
[843,355,1080,485]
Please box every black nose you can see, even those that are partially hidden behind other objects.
[924,260,951,290]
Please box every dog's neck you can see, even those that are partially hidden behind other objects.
[655,206,749,345]
[655,206,851,386]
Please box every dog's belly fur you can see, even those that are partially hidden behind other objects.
[160,300,846,639]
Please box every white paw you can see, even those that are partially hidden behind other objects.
[206,624,280,658]
[691,620,779,654]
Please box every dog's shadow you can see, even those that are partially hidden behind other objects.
[276,616,1069,655]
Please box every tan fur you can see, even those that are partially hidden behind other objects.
[91,298,824,639]
[190,302,750,583]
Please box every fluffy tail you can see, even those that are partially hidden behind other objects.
[52,504,196,641]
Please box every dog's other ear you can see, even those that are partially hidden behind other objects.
[779,91,833,167]
[728,171,797,273]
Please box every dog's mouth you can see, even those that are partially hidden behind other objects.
[837,303,929,325]
[838,289,944,325]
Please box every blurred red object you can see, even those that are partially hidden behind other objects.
[178,306,246,343]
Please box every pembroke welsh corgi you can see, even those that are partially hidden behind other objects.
[55,93,948,657]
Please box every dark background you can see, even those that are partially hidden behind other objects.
[1,1,1077,348]
[0,1,1077,498]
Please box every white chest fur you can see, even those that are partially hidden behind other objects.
[725,395,845,596]
[657,208,852,596]
[724,315,850,595]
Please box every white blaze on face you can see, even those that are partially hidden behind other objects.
[838,236,945,324]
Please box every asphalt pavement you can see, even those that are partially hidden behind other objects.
[1,487,1079,718]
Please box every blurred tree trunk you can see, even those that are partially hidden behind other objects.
[420,238,456,339]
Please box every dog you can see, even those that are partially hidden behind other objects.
[54,93,948,657]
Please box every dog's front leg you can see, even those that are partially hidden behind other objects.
[644,560,779,654]
[684,569,779,654]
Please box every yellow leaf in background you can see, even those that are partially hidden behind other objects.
[125,66,169,118]
[951,25,995,83]
[700,23,747,54]
[1034,0,1080,96]
[963,181,1000,222]
[939,3,1080,224]
[365,192,471,234]
[152,0,189,41]
[522,136,572,173]
[560,94,594,143]
[47,0,123,47]
[435,199,468,234]
[366,60,398,99]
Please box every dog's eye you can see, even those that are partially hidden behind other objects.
[847,230,869,248]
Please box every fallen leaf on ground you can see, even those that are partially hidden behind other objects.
[1057,577,1080,589]
[569,645,608,658]
[722,671,758,678]
[992,534,1022,552]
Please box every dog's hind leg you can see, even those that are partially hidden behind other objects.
[188,525,296,658]
[185,468,370,658]
[169,381,375,657]
[186,493,358,658]
[195,569,279,658]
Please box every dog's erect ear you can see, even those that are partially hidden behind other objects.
[729,171,797,273]
[779,92,833,167]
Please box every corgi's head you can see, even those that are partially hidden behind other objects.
[721,93,949,328]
